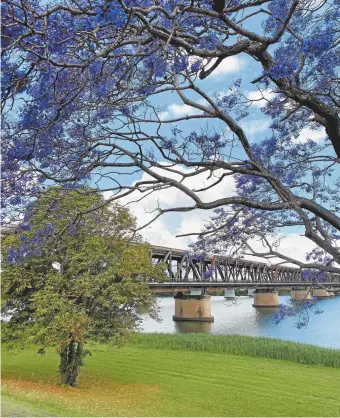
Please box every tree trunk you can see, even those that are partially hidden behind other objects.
[59,340,83,387]
[68,341,83,387]
[59,345,69,385]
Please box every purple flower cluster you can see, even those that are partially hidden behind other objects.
[204,266,215,279]
[95,3,128,28]
[7,224,56,265]
[273,298,322,329]
[199,34,220,50]
[190,59,201,74]
[186,131,226,159]
[173,56,188,73]
[303,31,334,58]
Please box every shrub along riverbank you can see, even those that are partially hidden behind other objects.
[130,332,340,367]
[2,333,340,417]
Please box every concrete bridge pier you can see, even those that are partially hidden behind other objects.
[247,288,255,297]
[173,293,214,322]
[252,288,280,308]
[327,288,335,297]
[291,288,312,301]
[312,288,331,298]
[224,289,236,298]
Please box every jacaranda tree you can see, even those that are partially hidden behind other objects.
[2,0,339,279]
[1,188,165,386]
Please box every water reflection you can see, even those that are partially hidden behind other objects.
[254,307,279,324]
[141,295,340,348]
[174,321,212,334]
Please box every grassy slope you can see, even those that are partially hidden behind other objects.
[2,341,340,417]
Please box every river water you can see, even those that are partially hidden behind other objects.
[141,295,340,349]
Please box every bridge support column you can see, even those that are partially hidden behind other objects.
[291,288,312,301]
[224,289,236,298]
[327,288,335,297]
[173,294,214,322]
[253,289,279,308]
[312,288,330,298]
[247,288,255,297]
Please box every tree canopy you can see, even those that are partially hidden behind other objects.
[2,0,339,274]
[1,188,165,386]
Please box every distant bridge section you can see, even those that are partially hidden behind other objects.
[150,245,340,288]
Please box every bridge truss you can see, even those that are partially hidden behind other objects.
[150,245,340,285]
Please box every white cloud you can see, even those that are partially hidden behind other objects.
[112,165,235,249]
[245,233,316,267]
[273,234,316,263]
[157,111,170,121]
[157,103,198,121]
[159,99,209,121]
[293,127,326,144]
[188,56,243,79]
[309,0,325,7]
[246,89,274,107]
[207,57,243,78]
[240,118,271,136]
[168,103,200,117]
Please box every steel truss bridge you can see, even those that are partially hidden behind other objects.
[150,245,340,289]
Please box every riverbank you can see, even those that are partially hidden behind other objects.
[2,334,340,417]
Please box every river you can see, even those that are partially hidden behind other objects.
[141,295,340,349]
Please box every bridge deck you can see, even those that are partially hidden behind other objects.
[149,281,340,289]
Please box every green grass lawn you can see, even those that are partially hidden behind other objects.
[2,336,340,417]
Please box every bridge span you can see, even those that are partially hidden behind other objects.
[149,245,340,322]
[150,245,340,286]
